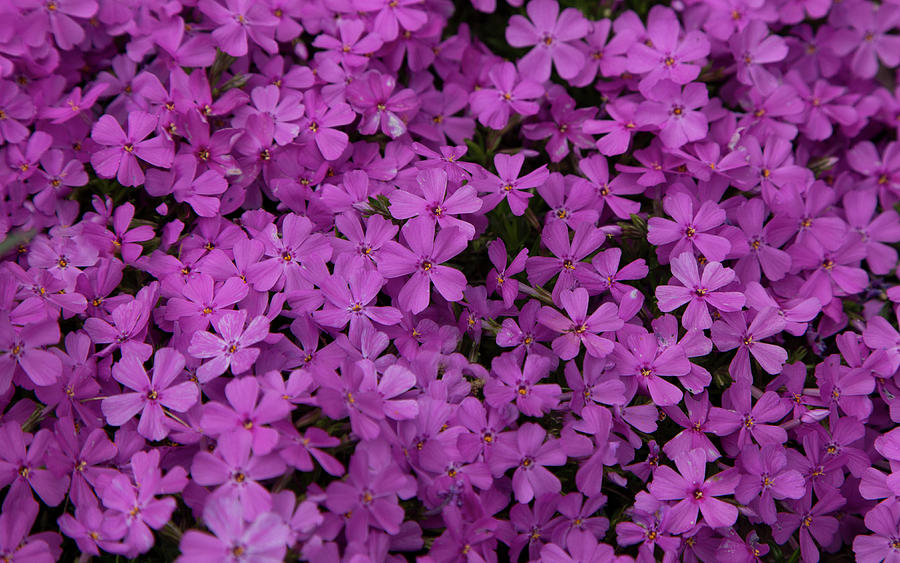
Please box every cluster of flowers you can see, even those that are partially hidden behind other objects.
[2,0,900,560]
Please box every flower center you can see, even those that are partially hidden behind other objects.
[147,390,158,400]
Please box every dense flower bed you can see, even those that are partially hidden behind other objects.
[1,0,900,561]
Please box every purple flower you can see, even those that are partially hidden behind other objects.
[354,0,427,42]
[712,309,788,384]
[314,270,402,338]
[245,214,332,292]
[468,61,543,130]
[648,192,730,263]
[324,442,415,539]
[527,221,605,299]
[188,310,270,381]
[190,431,286,521]
[637,80,709,148]
[200,376,289,455]
[627,5,710,91]
[612,333,691,406]
[346,70,418,139]
[538,288,623,360]
[486,238,528,308]
[831,3,900,79]
[0,81,35,144]
[379,217,467,313]
[775,495,844,563]
[101,348,198,441]
[0,320,62,391]
[735,445,805,524]
[656,253,745,330]
[484,353,561,416]
[505,0,589,82]
[90,112,175,187]
[730,20,788,90]
[489,423,566,503]
[389,168,482,239]
[100,450,184,556]
[473,152,549,216]
[198,0,278,56]
[178,494,289,563]
[853,502,900,563]
[648,448,739,533]
[0,424,69,507]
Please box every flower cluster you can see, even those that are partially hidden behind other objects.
[1,0,900,561]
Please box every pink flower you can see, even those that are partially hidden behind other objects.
[656,253,745,330]
[188,310,270,381]
[101,348,199,441]
[90,112,175,187]
[505,0,589,82]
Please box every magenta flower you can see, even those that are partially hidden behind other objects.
[101,348,198,441]
[637,80,709,149]
[246,214,332,292]
[484,353,561,416]
[23,0,98,50]
[188,310,270,381]
[41,83,108,124]
[712,309,788,384]
[468,61,542,130]
[648,192,730,263]
[775,495,843,563]
[198,0,278,56]
[486,238,528,308]
[163,273,248,332]
[201,375,290,455]
[730,20,788,90]
[0,320,62,391]
[537,288,623,360]
[612,333,691,406]
[0,81,34,144]
[576,248,649,301]
[90,112,175,187]
[0,424,69,507]
[473,152,549,216]
[656,252,745,330]
[190,431,286,521]
[389,168,482,239]
[100,450,183,556]
[648,448,739,533]
[354,0,427,42]
[313,270,402,337]
[346,70,418,139]
[301,89,354,161]
[178,494,289,563]
[527,221,605,301]
[489,423,566,504]
[831,3,900,79]
[379,217,467,313]
[735,445,805,524]
[324,443,415,539]
[584,98,646,156]
[627,5,710,91]
[312,18,384,69]
[505,0,589,82]
[853,502,900,563]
